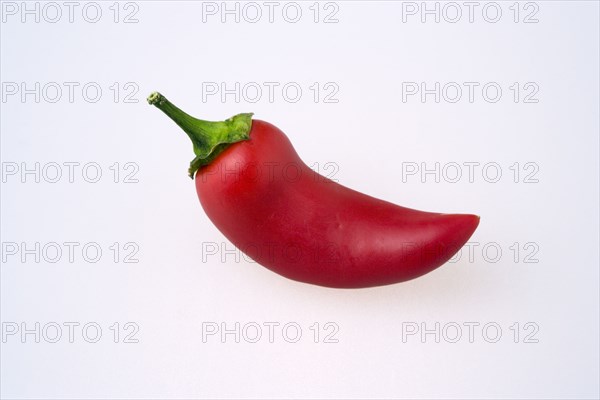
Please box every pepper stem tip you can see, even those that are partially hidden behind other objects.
[147,91,164,106]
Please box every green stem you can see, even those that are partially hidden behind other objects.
[147,92,253,179]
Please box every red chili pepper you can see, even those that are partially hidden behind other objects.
[148,92,479,288]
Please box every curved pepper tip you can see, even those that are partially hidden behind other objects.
[463,213,481,230]
[438,213,480,245]
[463,213,481,241]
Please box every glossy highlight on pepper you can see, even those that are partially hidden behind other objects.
[148,92,480,288]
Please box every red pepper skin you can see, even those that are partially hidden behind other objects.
[196,120,479,288]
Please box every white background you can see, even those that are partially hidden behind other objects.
[1,1,599,398]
